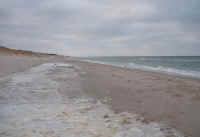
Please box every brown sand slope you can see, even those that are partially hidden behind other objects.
[0,46,57,56]
[0,46,66,77]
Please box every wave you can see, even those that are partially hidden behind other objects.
[128,63,200,78]
[134,58,200,62]
[80,59,200,78]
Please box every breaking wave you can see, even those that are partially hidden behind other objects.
[127,63,200,78]
[81,59,200,78]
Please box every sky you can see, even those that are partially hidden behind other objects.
[0,0,200,56]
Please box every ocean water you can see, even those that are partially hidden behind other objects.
[78,56,200,78]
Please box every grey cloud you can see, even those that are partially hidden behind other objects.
[0,0,200,56]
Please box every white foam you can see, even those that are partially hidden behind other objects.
[53,63,74,68]
[80,59,200,78]
[128,62,200,78]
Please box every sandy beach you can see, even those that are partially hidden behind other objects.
[1,48,200,137]
[1,0,200,136]
[70,60,200,137]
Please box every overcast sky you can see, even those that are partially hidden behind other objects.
[0,0,200,56]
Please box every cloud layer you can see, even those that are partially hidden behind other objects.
[0,0,200,56]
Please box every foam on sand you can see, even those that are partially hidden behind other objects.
[0,63,183,137]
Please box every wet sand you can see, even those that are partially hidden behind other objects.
[1,48,200,137]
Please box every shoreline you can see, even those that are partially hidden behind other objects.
[69,59,200,137]
[72,58,200,81]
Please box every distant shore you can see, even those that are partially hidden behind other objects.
[1,47,200,137]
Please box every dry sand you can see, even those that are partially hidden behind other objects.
[1,47,200,137]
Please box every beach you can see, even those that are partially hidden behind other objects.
[1,48,200,137]
[70,60,200,137]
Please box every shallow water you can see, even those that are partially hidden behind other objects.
[0,63,183,137]
[78,56,200,78]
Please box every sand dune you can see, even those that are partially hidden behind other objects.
[0,46,65,77]
[0,46,57,56]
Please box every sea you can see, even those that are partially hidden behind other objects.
[77,56,200,79]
